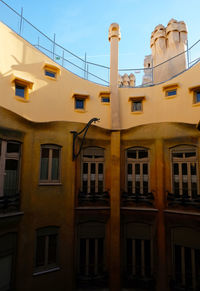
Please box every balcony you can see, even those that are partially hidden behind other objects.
[167,192,200,208]
[77,272,108,289]
[0,193,20,214]
[78,190,110,206]
[121,192,154,207]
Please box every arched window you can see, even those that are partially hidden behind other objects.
[126,147,149,194]
[171,145,198,196]
[81,147,104,194]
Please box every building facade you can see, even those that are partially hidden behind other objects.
[0,18,200,291]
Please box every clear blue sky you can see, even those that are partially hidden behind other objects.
[0,0,200,81]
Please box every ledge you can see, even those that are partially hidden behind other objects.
[162,83,179,91]
[164,209,200,216]
[72,91,90,99]
[11,75,34,89]
[128,96,145,102]
[43,63,60,74]
[188,85,200,92]
[121,207,158,212]
[0,211,24,219]
[33,267,60,276]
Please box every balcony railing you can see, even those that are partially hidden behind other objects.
[0,193,20,213]
[122,192,154,206]
[77,272,108,289]
[78,190,110,206]
[167,192,200,208]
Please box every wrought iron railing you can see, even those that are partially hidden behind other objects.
[167,192,200,208]
[78,190,110,206]
[0,193,20,213]
[122,192,154,206]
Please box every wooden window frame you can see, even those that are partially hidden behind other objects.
[39,145,61,185]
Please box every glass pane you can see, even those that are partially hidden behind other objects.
[135,164,140,175]
[45,70,56,78]
[7,142,20,153]
[182,163,187,175]
[144,240,151,276]
[143,181,148,194]
[192,183,197,197]
[98,163,103,174]
[135,181,140,193]
[4,159,18,195]
[128,164,132,175]
[40,158,49,180]
[91,163,95,174]
[139,150,148,159]
[15,84,25,98]
[75,99,84,109]
[173,163,179,175]
[174,245,182,284]
[82,180,87,193]
[36,236,45,267]
[90,180,95,193]
[98,238,104,274]
[185,152,196,158]
[182,182,188,196]
[174,182,180,195]
[173,152,183,158]
[80,239,86,275]
[89,239,95,275]
[191,163,197,175]
[126,239,132,274]
[83,163,88,174]
[196,91,200,103]
[48,234,57,264]
[127,150,136,159]
[133,101,142,111]
[135,239,141,276]
[167,89,176,96]
[51,149,59,180]
[0,140,1,156]
[143,163,148,174]
[98,180,103,193]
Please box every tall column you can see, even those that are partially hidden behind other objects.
[155,139,168,291]
[110,131,121,291]
[109,23,121,129]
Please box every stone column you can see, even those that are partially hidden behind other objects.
[109,23,121,129]
[110,131,121,291]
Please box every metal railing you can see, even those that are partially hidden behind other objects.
[0,0,110,86]
[0,0,200,87]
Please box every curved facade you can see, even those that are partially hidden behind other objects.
[1,19,200,291]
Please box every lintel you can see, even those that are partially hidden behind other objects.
[129,96,145,102]
[188,85,200,92]
[43,63,60,74]
[99,91,110,97]
[12,76,34,89]
[72,91,90,99]
[162,83,179,91]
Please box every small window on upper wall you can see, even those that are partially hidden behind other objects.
[132,101,142,112]
[194,90,200,103]
[12,77,33,101]
[101,96,110,103]
[166,89,177,97]
[163,83,178,98]
[75,98,85,110]
[99,91,110,104]
[43,64,60,80]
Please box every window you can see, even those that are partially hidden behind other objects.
[40,145,61,184]
[166,89,177,96]
[126,148,149,194]
[44,70,56,78]
[43,64,60,80]
[125,223,153,283]
[172,228,200,290]
[101,96,110,103]
[132,101,142,112]
[171,146,198,196]
[35,227,59,272]
[194,90,200,103]
[13,77,33,101]
[81,147,104,194]
[78,222,105,278]
[75,98,84,110]
[0,140,21,197]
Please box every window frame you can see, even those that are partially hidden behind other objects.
[170,145,199,196]
[132,100,142,112]
[39,144,61,185]
[0,140,21,197]
[81,147,105,194]
[125,147,150,194]
[12,77,33,102]
[34,226,59,273]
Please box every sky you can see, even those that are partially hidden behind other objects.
[0,0,200,84]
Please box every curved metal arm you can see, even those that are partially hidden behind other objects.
[70,118,100,160]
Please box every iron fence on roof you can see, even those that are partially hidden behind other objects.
[0,0,200,88]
